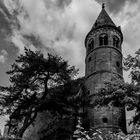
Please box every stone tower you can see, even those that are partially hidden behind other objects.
[85,4,126,133]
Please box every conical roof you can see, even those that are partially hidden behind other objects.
[92,4,116,29]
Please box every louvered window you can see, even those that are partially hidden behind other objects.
[99,34,108,46]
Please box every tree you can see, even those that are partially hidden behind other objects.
[37,77,87,140]
[0,48,79,138]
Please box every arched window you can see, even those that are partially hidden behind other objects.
[88,40,94,52]
[113,36,119,48]
[99,34,108,46]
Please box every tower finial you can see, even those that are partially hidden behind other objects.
[102,3,105,9]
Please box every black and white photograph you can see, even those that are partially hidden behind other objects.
[0,0,139,139]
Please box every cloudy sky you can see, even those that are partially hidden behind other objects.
[0,0,139,133]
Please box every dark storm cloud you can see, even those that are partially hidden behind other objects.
[56,0,72,9]
[0,0,11,33]
[23,34,41,46]
[0,0,11,18]
[0,1,23,58]
[23,34,46,50]
[95,0,138,14]
[43,0,72,10]
[0,12,10,33]
[0,0,23,35]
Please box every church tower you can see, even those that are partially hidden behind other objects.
[85,4,126,133]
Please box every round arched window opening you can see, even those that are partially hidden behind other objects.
[102,117,108,123]
[99,34,108,46]
[113,36,119,48]
[116,61,120,67]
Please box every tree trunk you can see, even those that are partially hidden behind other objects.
[17,124,29,138]
[42,76,49,99]
[17,110,37,138]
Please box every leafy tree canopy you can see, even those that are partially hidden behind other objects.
[0,48,79,138]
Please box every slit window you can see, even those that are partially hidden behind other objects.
[88,40,94,52]
[95,23,98,27]
[99,34,108,46]
[116,61,120,67]
[113,36,119,48]
[88,57,91,62]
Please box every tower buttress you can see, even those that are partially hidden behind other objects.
[85,4,126,133]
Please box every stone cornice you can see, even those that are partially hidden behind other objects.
[85,45,123,61]
[85,70,123,80]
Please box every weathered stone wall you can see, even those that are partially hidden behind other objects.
[85,47,122,93]
[85,25,126,132]
[85,27,122,54]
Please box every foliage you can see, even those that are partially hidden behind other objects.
[37,78,91,140]
[0,48,79,138]
[0,139,19,140]
[123,49,140,85]
[73,118,140,140]
[0,137,22,140]
[92,78,140,125]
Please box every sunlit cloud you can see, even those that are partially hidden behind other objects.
[0,0,139,77]
[0,50,8,63]
[1,0,100,75]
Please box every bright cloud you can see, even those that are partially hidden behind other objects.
[1,0,101,75]
[0,0,140,77]
[0,50,8,63]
